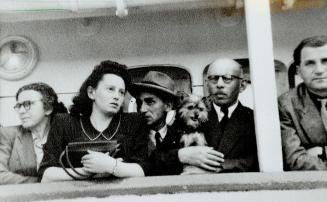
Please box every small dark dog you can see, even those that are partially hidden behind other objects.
[176,94,212,175]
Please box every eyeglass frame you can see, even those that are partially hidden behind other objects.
[206,74,243,84]
[13,99,43,112]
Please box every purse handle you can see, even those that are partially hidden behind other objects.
[59,143,121,180]
[59,147,94,180]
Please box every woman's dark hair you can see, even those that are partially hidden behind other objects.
[16,82,67,119]
[293,35,327,66]
[70,60,131,117]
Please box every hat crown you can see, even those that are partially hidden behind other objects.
[141,71,175,93]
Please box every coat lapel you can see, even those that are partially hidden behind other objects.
[293,89,327,144]
[161,127,174,145]
[159,127,179,149]
[15,128,37,172]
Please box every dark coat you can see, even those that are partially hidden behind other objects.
[203,97,259,172]
[145,126,183,176]
[278,83,327,170]
[38,113,149,180]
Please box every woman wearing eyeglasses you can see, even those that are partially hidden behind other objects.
[39,60,149,182]
[0,83,67,185]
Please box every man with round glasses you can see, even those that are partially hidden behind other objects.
[201,58,259,172]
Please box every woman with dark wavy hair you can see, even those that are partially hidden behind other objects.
[0,83,67,185]
[39,60,149,182]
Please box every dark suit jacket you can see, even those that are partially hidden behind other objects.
[278,83,327,170]
[0,126,38,184]
[203,98,259,172]
[145,126,183,176]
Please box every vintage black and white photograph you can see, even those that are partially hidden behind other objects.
[0,0,326,201]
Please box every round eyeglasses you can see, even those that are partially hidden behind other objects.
[14,100,42,111]
[207,74,243,84]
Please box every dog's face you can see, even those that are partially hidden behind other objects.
[178,95,208,130]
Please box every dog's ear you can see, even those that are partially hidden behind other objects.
[176,91,190,107]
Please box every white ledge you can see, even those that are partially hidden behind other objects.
[1,171,327,201]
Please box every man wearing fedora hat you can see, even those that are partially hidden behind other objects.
[131,71,184,176]
[132,71,233,175]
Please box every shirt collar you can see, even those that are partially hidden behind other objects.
[31,131,49,145]
[213,101,239,120]
[307,89,327,110]
[150,124,168,140]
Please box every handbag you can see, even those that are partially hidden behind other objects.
[59,140,120,180]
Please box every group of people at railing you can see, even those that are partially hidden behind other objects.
[0,35,326,185]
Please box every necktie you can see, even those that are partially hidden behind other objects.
[220,107,229,132]
[320,99,327,131]
[155,132,161,147]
